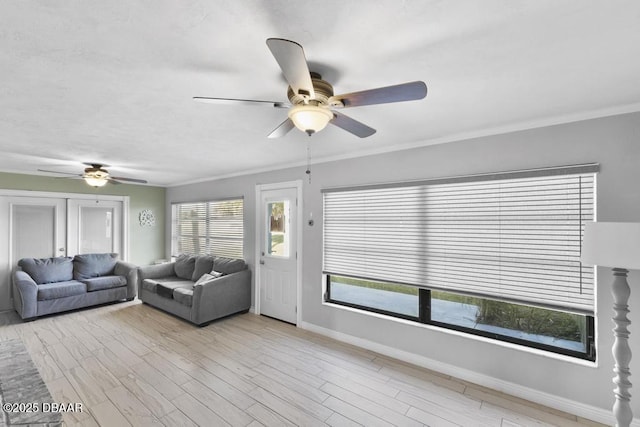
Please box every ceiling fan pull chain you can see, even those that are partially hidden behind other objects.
[306,140,312,184]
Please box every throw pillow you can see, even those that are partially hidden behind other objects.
[212,257,246,275]
[194,271,223,287]
[19,257,73,284]
[191,256,214,281]
[174,254,196,280]
[73,253,118,279]
[210,270,224,279]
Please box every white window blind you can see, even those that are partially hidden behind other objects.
[323,164,598,314]
[172,198,244,259]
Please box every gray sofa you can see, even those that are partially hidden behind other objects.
[13,253,137,320]
[138,254,251,326]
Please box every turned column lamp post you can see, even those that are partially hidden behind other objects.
[581,222,640,427]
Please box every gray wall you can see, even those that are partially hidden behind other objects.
[0,172,166,266]
[167,111,640,415]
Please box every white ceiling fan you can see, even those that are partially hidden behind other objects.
[194,38,428,138]
[38,163,148,187]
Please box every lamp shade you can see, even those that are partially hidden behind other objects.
[288,105,333,135]
[581,222,640,269]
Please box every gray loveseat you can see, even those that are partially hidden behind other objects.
[13,253,137,320]
[138,254,251,326]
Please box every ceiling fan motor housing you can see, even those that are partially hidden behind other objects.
[287,73,342,107]
[85,164,108,174]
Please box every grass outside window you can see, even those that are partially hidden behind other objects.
[326,275,595,360]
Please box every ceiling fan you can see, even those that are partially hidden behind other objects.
[194,38,428,138]
[38,163,148,187]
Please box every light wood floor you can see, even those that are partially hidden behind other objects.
[0,301,604,427]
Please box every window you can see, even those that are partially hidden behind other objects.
[171,198,244,259]
[328,276,419,319]
[323,164,598,360]
[267,201,290,257]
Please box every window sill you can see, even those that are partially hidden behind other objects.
[322,300,598,368]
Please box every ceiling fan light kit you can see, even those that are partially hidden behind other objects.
[37,163,148,187]
[83,171,109,187]
[194,38,427,138]
[288,104,334,135]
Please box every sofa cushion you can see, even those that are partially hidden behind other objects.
[191,256,214,282]
[154,280,194,299]
[142,279,160,293]
[19,257,73,285]
[143,278,194,293]
[81,275,127,292]
[174,255,196,280]
[173,287,193,307]
[73,253,118,280]
[157,284,174,298]
[213,257,246,275]
[37,280,87,301]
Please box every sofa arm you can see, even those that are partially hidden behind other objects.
[138,262,176,280]
[192,269,251,325]
[13,270,38,319]
[115,261,138,300]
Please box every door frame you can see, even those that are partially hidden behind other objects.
[67,199,124,257]
[254,180,303,325]
[0,189,130,261]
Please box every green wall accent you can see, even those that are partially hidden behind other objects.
[0,172,166,266]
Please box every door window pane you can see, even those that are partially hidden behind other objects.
[13,205,56,259]
[80,207,113,253]
[267,201,289,257]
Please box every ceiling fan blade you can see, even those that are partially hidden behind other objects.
[266,38,315,100]
[109,176,148,184]
[267,118,295,139]
[193,97,289,108]
[330,111,376,138]
[37,169,82,177]
[330,81,427,108]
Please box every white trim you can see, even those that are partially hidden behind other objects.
[0,189,128,201]
[122,197,130,261]
[254,180,303,325]
[254,185,261,316]
[298,319,631,427]
[168,102,640,187]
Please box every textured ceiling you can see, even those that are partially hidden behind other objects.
[1,1,639,186]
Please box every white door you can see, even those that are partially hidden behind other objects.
[0,197,67,311]
[258,186,299,324]
[67,199,123,257]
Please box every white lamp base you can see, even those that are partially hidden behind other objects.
[612,267,633,427]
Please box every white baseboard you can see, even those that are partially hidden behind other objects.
[298,320,630,427]
[249,306,256,314]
